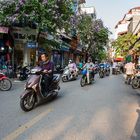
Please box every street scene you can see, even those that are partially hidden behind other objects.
[0,0,140,140]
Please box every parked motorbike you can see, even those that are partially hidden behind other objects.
[55,65,64,74]
[132,72,140,89]
[20,66,60,112]
[80,69,94,87]
[62,66,77,82]
[0,72,12,91]
[17,66,31,81]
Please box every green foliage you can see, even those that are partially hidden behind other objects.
[0,0,74,34]
[112,33,139,57]
[77,14,110,61]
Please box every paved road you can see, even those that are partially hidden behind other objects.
[0,74,140,140]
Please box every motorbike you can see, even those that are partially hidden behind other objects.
[99,65,105,78]
[17,66,31,81]
[132,72,140,89]
[125,75,133,85]
[20,66,61,112]
[55,64,64,74]
[0,72,12,91]
[62,66,78,82]
[94,64,99,74]
[105,65,110,76]
[112,66,121,75]
[80,69,94,87]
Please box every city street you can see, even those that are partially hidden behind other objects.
[0,74,140,140]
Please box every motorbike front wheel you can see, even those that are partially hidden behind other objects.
[106,70,110,76]
[62,76,68,82]
[99,72,104,78]
[80,76,86,87]
[132,77,140,89]
[0,78,12,91]
[20,90,36,112]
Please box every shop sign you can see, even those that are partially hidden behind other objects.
[27,42,37,48]
[0,27,9,33]
[12,27,37,35]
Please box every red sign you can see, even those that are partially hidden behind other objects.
[0,27,9,33]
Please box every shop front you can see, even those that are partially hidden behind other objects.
[0,27,14,70]
[12,27,38,66]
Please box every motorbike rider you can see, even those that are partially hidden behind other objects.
[124,61,135,83]
[83,58,95,84]
[68,59,77,78]
[39,53,54,96]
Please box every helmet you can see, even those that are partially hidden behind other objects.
[69,59,73,63]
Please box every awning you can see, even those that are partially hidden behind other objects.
[0,27,9,34]
[114,57,124,62]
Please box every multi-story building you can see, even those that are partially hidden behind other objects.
[115,7,140,39]
[80,6,96,19]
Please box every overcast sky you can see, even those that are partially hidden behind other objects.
[85,0,140,38]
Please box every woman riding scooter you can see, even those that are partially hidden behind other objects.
[68,60,77,78]
[83,58,95,84]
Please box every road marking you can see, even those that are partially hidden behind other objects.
[2,109,52,140]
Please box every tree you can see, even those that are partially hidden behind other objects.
[112,33,139,57]
[77,14,110,61]
[0,0,74,39]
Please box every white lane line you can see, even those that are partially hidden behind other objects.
[2,109,52,140]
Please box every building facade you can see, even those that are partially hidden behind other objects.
[115,7,140,39]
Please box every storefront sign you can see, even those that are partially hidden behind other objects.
[12,27,37,35]
[27,42,37,48]
[0,27,9,33]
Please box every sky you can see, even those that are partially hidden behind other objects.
[85,0,140,38]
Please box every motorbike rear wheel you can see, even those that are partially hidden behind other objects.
[0,78,12,91]
[132,77,140,89]
[20,90,36,112]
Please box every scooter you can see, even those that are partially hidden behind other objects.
[17,66,31,81]
[62,66,77,82]
[80,69,94,87]
[0,72,12,91]
[132,71,140,89]
[55,64,64,74]
[20,66,60,112]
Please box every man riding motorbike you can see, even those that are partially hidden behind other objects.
[124,61,135,84]
[83,58,95,84]
[39,53,54,96]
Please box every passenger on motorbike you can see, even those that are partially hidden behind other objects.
[68,60,77,78]
[83,58,95,84]
[39,53,54,96]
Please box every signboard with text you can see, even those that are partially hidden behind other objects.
[27,42,37,48]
